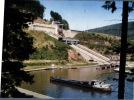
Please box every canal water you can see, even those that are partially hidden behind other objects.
[20,66,133,99]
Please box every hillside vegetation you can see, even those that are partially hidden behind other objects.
[75,32,134,61]
[75,32,119,54]
[88,21,134,40]
[26,30,70,60]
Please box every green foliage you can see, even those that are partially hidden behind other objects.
[50,10,62,21]
[102,1,117,13]
[61,19,69,30]
[88,21,134,40]
[50,10,69,30]
[75,32,113,54]
[2,0,45,97]
[9,0,45,18]
[75,32,134,55]
[127,40,134,53]
[130,54,134,61]
[110,40,121,53]
[29,33,70,60]
[24,61,67,67]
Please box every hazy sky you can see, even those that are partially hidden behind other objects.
[40,1,134,31]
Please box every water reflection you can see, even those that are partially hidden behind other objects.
[20,66,133,99]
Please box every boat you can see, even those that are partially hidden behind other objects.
[50,77,112,92]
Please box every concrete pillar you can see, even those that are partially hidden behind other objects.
[55,25,58,34]
[66,40,67,44]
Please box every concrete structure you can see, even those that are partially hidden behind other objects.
[27,18,112,65]
[27,17,79,39]
[71,44,111,65]
[28,18,80,44]
[16,87,54,99]
[59,37,80,45]
[28,17,64,36]
[77,44,110,62]
[63,30,78,38]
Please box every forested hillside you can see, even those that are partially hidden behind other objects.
[75,32,134,61]
[87,21,134,39]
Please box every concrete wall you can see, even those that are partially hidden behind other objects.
[63,30,78,38]
[28,22,79,38]
[28,22,58,34]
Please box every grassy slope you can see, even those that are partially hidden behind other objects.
[75,32,119,55]
[26,30,54,48]
[26,30,70,60]
[23,30,90,69]
[75,32,134,61]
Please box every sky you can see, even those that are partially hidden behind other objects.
[40,0,134,31]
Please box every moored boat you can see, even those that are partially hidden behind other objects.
[50,77,112,92]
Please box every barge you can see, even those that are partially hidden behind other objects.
[50,77,112,92]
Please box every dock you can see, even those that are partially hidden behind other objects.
[16,87,54,99]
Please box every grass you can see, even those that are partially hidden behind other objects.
[23,61,67,67]
[22,60,97,70]
[26,30,70,60]
[26,30,54,48]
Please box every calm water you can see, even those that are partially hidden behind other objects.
[20,66,133,99]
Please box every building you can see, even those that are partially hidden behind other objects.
[27,17,64,35]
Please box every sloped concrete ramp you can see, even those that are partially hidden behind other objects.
[70,44,110,65]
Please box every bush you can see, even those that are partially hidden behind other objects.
[130,54,134,61]
[29,32,70,60]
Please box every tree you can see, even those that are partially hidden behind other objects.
[102,1,134,99]
[61,19,69,30]
[50,10,69,30]
[2,0,45,97]
[50,10,62,22]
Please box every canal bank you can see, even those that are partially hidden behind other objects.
[24,65,98,72]
[22,59,96,71]
[16,87,54,99]
[24,63,120,72]
[20,64,133,99]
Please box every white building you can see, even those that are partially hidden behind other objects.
[27,17,63,35]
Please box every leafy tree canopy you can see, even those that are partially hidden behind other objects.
[50,10,62,21]
[2,0,45,97]
[61,19,69,30]
[50,10,69,30]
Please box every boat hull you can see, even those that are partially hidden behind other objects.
[50,77,112,92]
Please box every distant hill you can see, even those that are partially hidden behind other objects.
[87,21,134,40]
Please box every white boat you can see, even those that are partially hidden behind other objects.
[90,80,112,91]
